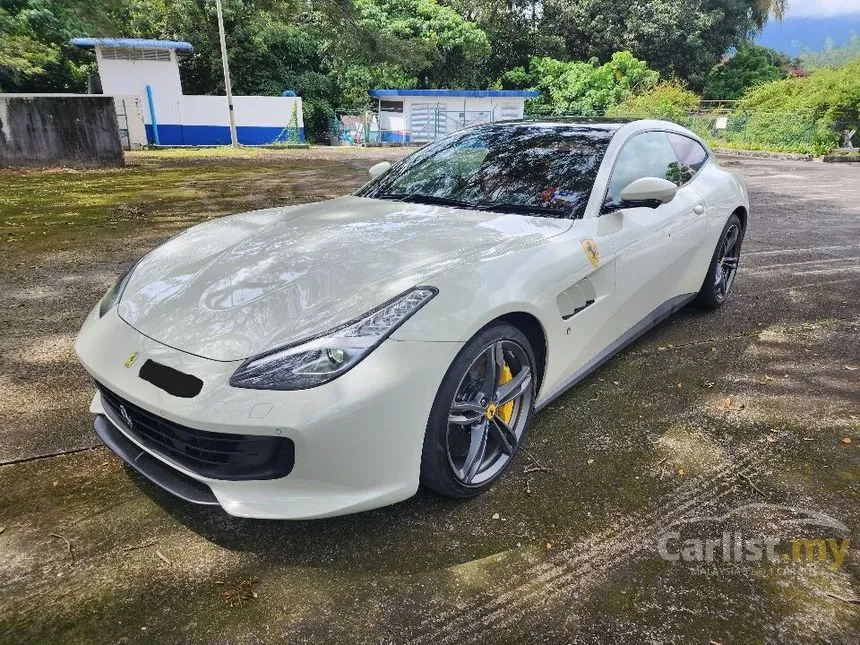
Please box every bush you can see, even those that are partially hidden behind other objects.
[606,80,700,120]
[735,58,860,153]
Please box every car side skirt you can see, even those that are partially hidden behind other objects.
[535,293,696,411]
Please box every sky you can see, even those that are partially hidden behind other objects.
[781,0,860,18]
[756,0,860,54]
[756,0,860,56]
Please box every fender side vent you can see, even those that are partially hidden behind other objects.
[139,359,203,398]
[558,277,598,320]
[562,299,595,320]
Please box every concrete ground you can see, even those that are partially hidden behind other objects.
[0,150,857,644]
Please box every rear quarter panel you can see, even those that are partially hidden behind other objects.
[688,161,749,291]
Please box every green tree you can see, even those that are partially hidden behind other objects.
[540,0,762,89]
[733,58,860,153]
[445,0,564,86]
[507,51,659,115]
[702,44,788,99]
[753,0,788,26]
[341,0,491,90]
[0,0,116,91]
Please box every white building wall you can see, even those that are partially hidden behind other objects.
[178,95,304,129]
[96,48,182,100]
[91,46,305,145]
[111,94,148,149]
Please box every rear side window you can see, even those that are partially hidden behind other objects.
[666,133,709,181]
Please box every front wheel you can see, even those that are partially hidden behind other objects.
[695,213,744,309]
[420,323,536,499]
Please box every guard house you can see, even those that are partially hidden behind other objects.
[71,37,304,146]
[368,89,539,142]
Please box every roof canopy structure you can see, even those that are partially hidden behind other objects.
[70,38,194,54]
[369,89,539,99]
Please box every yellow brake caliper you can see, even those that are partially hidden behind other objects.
[498,363,514,424]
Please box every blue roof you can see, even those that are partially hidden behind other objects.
[70,38,194,53]
[369,89,539,99]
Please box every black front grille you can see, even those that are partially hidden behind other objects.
[97,383,294,481]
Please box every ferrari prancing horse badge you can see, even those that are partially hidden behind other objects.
[581,238,600,269]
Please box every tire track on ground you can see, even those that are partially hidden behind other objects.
[464,464,759,644]
[406,451,763,644]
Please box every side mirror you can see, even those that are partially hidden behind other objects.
[619,177,678,208]
[368,161,391,179]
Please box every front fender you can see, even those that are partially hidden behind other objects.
[391,230,618,402]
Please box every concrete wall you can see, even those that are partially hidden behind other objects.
[144,94,305,145]
[0,94,124,167]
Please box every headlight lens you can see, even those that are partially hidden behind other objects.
[98,266,134,318]
[230,287,438,390]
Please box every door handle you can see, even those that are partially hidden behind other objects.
[693,204,706,215]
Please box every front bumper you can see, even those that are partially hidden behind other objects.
[94,413,219,505]
[76,306,461,519]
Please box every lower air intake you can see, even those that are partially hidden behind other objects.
[97,383,294,481]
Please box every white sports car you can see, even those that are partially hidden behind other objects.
[76,119,748,519]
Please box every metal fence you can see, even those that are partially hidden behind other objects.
[677,110,828,154]
[329,103,842,154]
[524,105,837,155]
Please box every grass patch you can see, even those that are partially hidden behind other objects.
[0,154,370,260]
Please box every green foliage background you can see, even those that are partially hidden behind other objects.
[702,43,789,100]
[0,0,856,152]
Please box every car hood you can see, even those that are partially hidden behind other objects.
[118,196,571,361]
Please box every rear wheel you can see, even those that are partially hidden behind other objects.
[696,213,744,309]
[420,323,535,498]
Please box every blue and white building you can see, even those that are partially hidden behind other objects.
[368,88,539,143]
[71,38,304,146]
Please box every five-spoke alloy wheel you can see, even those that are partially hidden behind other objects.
[696,213,744,309]
[420,323,536,497]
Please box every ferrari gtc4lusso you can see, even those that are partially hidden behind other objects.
[76,119,748,518]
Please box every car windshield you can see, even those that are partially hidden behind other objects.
[357,124,614,220]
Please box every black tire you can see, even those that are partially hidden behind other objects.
[420,322,536,499]
[695,213,744,309]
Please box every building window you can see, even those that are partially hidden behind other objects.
[380,100,404,113]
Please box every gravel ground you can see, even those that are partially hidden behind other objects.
[0,150,857,644]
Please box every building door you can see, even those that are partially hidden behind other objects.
[410,103,430,141]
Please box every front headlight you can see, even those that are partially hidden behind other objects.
[229,287,438,391]
[98,266,135,318]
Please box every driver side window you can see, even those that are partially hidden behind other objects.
[605,132,679,206]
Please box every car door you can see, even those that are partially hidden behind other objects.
[599,130,709,335]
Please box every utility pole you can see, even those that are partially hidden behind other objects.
[215,0,238,146]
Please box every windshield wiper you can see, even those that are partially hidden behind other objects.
[376,192,477,209]
[474,202,569,217]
